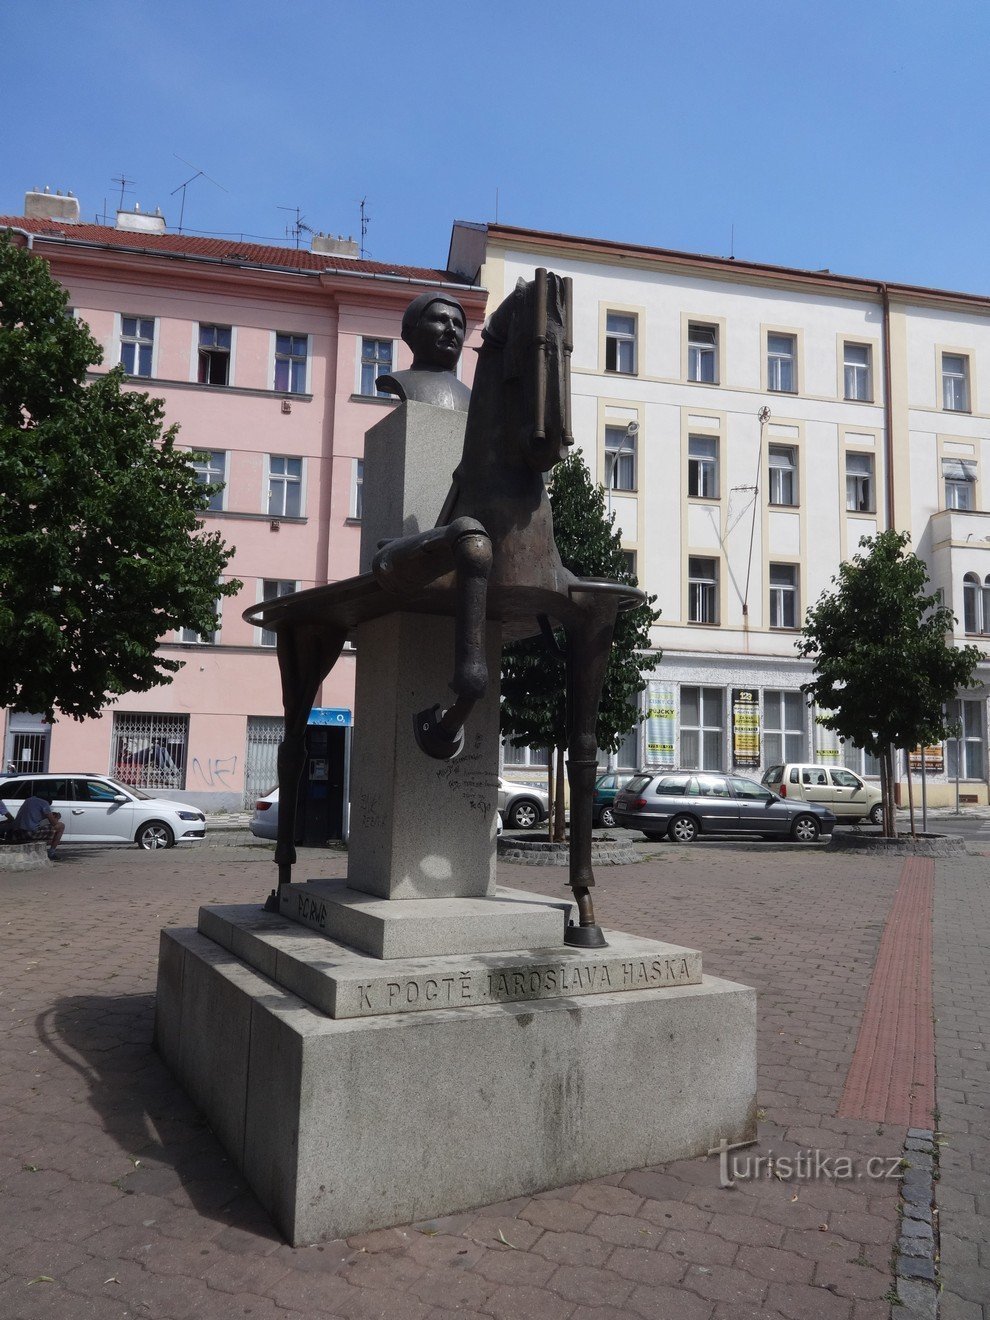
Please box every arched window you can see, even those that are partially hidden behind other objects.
[963,572,981,634]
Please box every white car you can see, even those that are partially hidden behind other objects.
[0,773,206,849]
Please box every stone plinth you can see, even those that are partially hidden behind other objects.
[155,921,757,1245]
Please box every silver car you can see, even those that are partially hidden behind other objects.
[614,770,835,843]
[497,777,549,830]
[249,787,279,840]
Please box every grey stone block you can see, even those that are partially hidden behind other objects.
[895,1277,937,1320]
[896,1255,937,1281]
[155,927,756,1245]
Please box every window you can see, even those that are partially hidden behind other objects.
[111,712,189,791]
[179,601,219,646]
[769,564,799,628]
[605,425,637,491]
[962,573,990,635]
[688,557,718,624]
[763,691,806,765]
[687,323,718,383]
[947,698,985,779]
[620,549,637,579]
[120,316,154,376]
[843,343,872,401]
[768,445,797,506]
[842,740,881,778]
[943,457,976,510]
[360,337,394,396]
[680,686,724,771]
[268,455,303,518]
[260,580,297,647]
[352,458,364,520]
[688,435,719,499]
[274,333,308,393]
[845,452,875,512]
[198,324,231,385]
[942,353,969,412]
[605,312,636,374]
[767,333,796,393]
[502,742,549,769]
[189,450,227,512]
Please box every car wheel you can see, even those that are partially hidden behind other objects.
[667,814,698,844]
[508,799,539,830]
[791,814,820,843]
[869,803,883,826]
[600,806,617,828]
[643,831,666,841]
[136,820,175,850]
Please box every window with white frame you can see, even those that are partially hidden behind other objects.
[620,549,637,580]
[767,333,796,393]
[605,312,636,374]
[769,564,799,628]
[352,458,364,520]
[274,333,308,393]
[260,579,297,647]
[943,457,976,510]
[942,353,970,412]
[842,740,881,778]
[763,690,806,765]
[688,435,719,499]
[688,557,718,624]
[845,452,875,512]
[605,425,637,490]
[120,316,154,376]
[360,337,394,396]
[962,572,990,635]
[947,698,985,779]
[680,686,724,770]
[189,449,227,512]
[843,342,872,401]
[179,601,219,645]
[198,324,231,385]
[268,455,303,518]
[687,323,718,383]
[502,742,550,769]
[112,712,189,792]
[768,445,797,506]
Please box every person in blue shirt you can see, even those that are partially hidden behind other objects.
[14,793,65,859]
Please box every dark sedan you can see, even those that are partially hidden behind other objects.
[614,770,835,843]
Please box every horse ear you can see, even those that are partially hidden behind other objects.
[515,276,527,293]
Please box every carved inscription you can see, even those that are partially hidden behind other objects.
[433,735,496,817]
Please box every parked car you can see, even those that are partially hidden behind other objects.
[249,787,279,840]
[497,777,549,830]
[614,770,835,843]
[0,773,206,849]
[761,763,883,825]
[593,772,634,827]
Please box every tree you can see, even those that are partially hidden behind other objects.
[0,231,240,721]
[797,529,982,836]
[500,452,661,838]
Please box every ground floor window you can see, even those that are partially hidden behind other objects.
[841,741,881,778]
[680,686,724,770]
[501,742,549,770]
[245,716,284,807]
[763,690,806,765]
[111,712,189,791]
[946,699,985,779]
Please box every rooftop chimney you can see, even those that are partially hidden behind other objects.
[116,203,167,235]
[311,232,359,259]
[24,187,80,224]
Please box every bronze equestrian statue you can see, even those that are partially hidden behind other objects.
[244,270,644,947]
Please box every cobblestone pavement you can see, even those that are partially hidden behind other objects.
[0,836,984,1319]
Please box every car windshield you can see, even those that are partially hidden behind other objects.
[105,778,150,800]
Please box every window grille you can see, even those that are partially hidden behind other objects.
[111,713,189,791]
[245,716,284,807]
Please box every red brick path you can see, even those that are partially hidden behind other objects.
[837,857,936,1127]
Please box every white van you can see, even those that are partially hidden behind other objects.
[761,763,883,824]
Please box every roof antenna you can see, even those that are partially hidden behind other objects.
[111,173,135,213]
[278,205,312,248]
[170,155,227,234]
[359,197,369,259]
[730,223,735,259]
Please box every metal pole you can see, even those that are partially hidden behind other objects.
[920,744,928,834]
[742,407,770,618]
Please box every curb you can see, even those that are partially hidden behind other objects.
[895,1127,940,1319]
[829,833,967,856]
[497,837,640,866]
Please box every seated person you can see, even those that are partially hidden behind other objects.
[14,792,65,859]
[0,802,14,837]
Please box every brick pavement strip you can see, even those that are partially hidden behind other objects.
[0,839,929,1319]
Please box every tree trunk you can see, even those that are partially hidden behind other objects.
[553,743,567,842]
[546,754,554,841]
[880,744,897,838]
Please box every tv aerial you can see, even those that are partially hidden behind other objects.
[279,205,313,249]
[170,155,228,233]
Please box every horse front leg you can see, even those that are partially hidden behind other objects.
[268,622,347,911]
[563,594,621,948]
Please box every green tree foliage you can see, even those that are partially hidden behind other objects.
[0,232,240,720]
[798,528,982,835]
[500,453,660,833]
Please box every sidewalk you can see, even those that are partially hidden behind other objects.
[0,836,986,1319]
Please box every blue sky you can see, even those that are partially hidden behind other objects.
[5,0,990,292]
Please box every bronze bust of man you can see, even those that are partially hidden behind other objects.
[377,292,471,412]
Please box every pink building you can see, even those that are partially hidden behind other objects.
[2,192,487,809]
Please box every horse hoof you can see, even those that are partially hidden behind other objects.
[563,922,608,949]
[413,705,465,760]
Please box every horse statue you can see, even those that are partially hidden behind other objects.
[243,269,645,947]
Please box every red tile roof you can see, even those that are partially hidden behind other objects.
[0,216,471,285]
